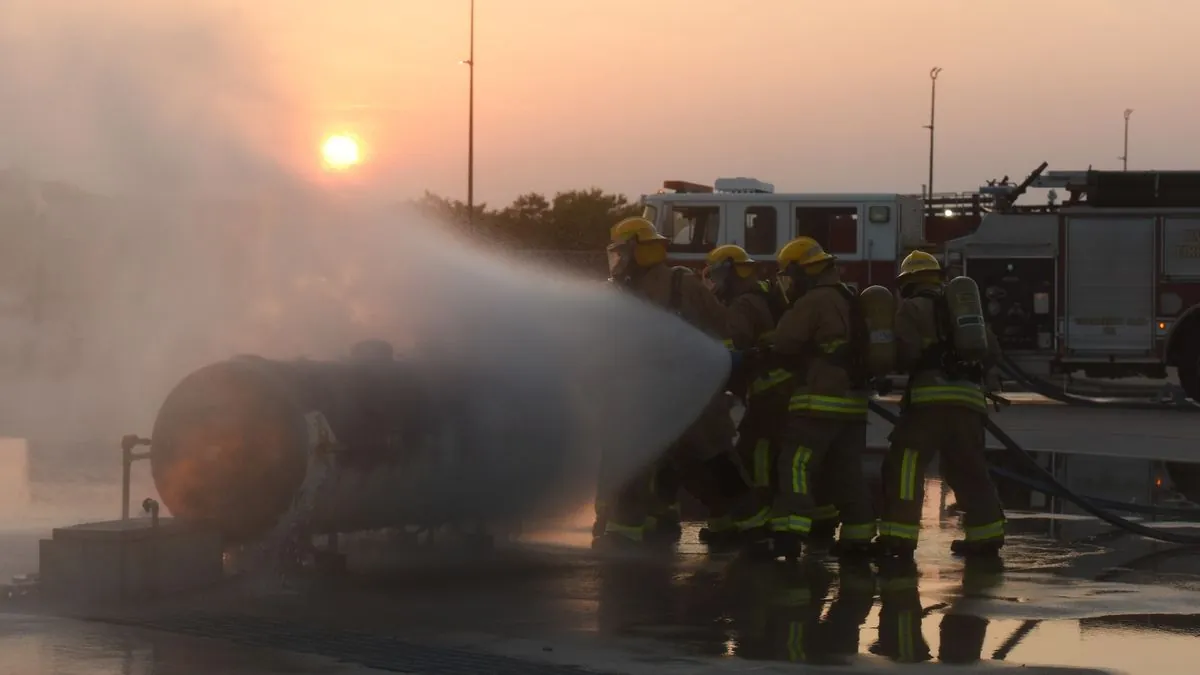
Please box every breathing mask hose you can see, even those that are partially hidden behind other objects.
[998,354,1199,412]
[867,400,1200,545]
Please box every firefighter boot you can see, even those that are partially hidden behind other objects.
[592,501,608,539]
[829,537,876,559]
[769,531,803,560]
[807,518,837,547]
[646,510,683,547]
[700,517,745,553]
[870,533,917,560]
[950,537,1004,558]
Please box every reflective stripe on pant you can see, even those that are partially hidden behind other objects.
[735,389,789,492]
[770,416,876,539]
[602,462,660,541]
[879,405,1005,546]
[729,389,788,531]
[788,392,869,419]
[908,382,987,413]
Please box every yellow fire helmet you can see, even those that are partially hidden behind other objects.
[777,236,835,276]
[706,244,756,279]
[608,217,669,274]
[610,217,668,244]
[896,250,943,284]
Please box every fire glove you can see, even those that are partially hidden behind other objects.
[730,349,745,372]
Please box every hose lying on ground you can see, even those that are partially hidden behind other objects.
[999,355,1199,413]
[868,399,1200,545]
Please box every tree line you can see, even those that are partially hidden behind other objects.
[411,189,642,251]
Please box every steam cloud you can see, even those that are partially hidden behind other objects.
[0,2,730,523]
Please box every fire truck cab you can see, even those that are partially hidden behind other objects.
[944,167,1200,400]
[640,178,925,291]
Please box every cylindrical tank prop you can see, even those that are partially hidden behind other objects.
[945,275,989,362]
[858,285,896,377]
[150,333,729,542]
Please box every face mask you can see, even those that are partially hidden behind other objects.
[778,264,810,303]
[606,240,635,280]
[705,260,734,297]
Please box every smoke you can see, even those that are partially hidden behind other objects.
[0,3,731,520]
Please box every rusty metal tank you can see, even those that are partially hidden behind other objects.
[149,333,730,542]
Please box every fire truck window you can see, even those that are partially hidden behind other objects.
[743,206,778,255]
[794,206,859,254]
[668,206,721,253]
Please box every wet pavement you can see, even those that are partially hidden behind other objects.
[4,430,1200,674]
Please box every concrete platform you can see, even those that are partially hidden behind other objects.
[38,517,223,604]
[6,517,1198,674]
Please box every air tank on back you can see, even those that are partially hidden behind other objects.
[945,276,989,362]
[148,341,574,542]
[858,285,896,377]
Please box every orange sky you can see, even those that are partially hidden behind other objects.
[3,0,1199,203]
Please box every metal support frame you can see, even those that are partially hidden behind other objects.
[120,435,152,520]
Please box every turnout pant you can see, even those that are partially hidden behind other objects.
[878,405,1005,547]
[736,390,789,499]
[603,391,739,541]
[769,415,876,542]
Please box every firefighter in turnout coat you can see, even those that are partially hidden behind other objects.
[876,250,1006,558]
[698,244,782,546]
[596,217,741,548]
[763,237,877,558]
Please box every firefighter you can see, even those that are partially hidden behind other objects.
[596,217,743,548]
[876,250,1006,558]
[697,244,780,547]
[764,237,877,559]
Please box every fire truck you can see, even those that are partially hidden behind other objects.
[640,169,1200,400]
[640,177,930,292]
[944,164,1200,400]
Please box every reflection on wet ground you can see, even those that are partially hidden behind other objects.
[3,438,1200,674]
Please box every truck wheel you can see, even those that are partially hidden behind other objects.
[1179,356,1200,402]
[1166,461,1200,506]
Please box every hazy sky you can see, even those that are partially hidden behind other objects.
[3,0,1199,204]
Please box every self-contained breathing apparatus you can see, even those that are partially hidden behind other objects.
[757,282,875,392]
[903,276,990,406]
[762,233,896,396]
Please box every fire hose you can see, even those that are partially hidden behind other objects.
[866,400,1200,545]
[998,354,1199,413]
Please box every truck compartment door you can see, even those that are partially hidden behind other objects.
[1065,216,1155,354]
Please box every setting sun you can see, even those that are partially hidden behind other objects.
[321,134,361,170]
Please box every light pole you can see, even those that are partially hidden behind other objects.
[461,0,475,226]
[923,67,943,200]
[1119,108,1133,171]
